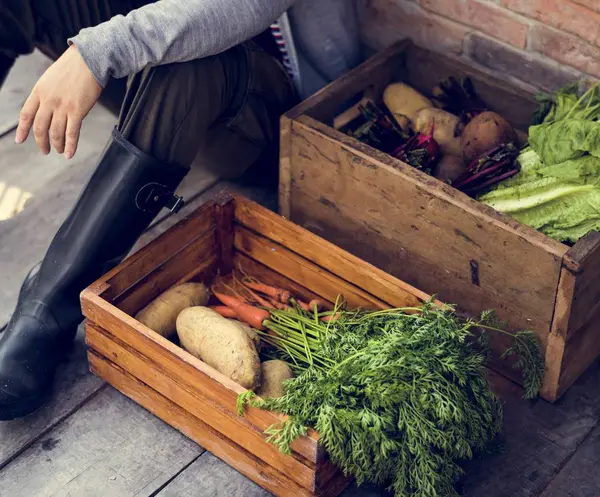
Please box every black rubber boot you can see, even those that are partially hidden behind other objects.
[0,129,188,421]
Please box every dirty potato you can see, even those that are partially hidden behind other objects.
[257,360,294,399]
[135,282,210,338]
[176,306,261,389]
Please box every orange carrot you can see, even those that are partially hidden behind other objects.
[243,286,274,309]
[308,299,328,312]
[243,280,291,304]
[267,298,289,310]
[296,299,311,312]
[210,305,239,319]
[213,292,269,330]
[321,313,341,322]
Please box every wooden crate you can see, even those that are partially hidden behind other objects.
[81,192,432,497]
[279,39,600,402]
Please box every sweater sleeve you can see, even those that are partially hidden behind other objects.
[69,0,295,88]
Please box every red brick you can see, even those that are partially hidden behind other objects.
[501,0,600,47]
[530,24,600,78]
[467,33,583,92]
[420,0,529,48]
[358,0,469,55]
[571,0,600,14]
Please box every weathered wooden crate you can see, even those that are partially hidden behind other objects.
[279,39,600,402]
[81,192,432,497]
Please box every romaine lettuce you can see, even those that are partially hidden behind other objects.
[480,149,600,243]
[479,82,600,243]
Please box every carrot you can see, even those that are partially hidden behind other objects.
[243,286,274,309]
[267,298,290,310]
[213,292,269,330]
[295,299,311,312]
[242,280,291,304]
[308,299,328,312]
[321,313,341,323]
[210,305,239,319]
[211,282,249,303]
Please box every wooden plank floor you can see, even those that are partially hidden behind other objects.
[2,53,600,497]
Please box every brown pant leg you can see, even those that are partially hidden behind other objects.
[118,43,296,176]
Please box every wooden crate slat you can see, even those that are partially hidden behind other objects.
[100,202,216,300]
[562,232,600,340]
[114,230,217,316]
[234,225,389,309]
[214,198,236,274]
[289,40,411,125]
[85,323,323,490]
[557,305,600,398]
[81,289,322,463]
[541,266,575,400]
[233,253,325,304]
[234,194,429,308]
[88,351,325,497]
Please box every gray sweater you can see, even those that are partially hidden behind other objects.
[70,0,360,99]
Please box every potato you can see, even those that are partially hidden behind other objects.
[177,307,261,389]
[383,83,433,124]
[414,108,463,156]
[434,155,468,184]
[257,360,294,399]
[461,111,517,164]
[232,320,262,352]
[135,283,210,338]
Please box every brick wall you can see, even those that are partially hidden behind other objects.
[357,0,600,93]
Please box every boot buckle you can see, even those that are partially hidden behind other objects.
[136,183,185,213]
[165,195,185,213]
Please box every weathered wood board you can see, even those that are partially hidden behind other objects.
[462,366,600,496]
[539,423,600,497]
[0,326,104,470]
[0,51,51,136]
[0,387,203,497]
[154,453,270,497]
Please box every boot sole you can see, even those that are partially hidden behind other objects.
[0,392,50,421]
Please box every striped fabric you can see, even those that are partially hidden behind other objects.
[270,14,302,94]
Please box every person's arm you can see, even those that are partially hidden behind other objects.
[71,0,295,88]
[16,0,294,158]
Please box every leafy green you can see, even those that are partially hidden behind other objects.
[479,82,600,242]
[534,81,598,125]
[480,148,600,242]
[530,119,600,164]
[529,82,600,165]
[239,301,543,497]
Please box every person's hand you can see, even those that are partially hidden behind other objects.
[15,45,102,159]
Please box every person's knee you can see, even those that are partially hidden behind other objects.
[117,52,245,166]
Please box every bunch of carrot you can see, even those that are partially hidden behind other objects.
[209,275,329,330]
